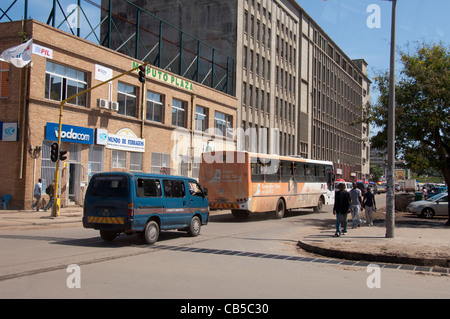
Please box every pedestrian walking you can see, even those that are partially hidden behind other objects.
[333,182,352,237]
[363,187,377,226]
[422,186,428,200]
[31,178,42,212]
[43,180,56,212]
[349,182,362,228]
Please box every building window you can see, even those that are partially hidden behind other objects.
[195,106,207,132]
[130,152,143,171]
[146,91,163,123]
[88,146,104,181]
[171,98,186,127]
[41,141,57,191]
[243,46,247,69]
[0,62,9,98]
[45,61,87,106]
[151,152,171,174]
[112,150,127,168]
[244,11,248,33]
[214,111,233,138]
[117,82,137,117]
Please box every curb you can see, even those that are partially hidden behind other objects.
[297,240,450,268]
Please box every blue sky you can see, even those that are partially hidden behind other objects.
[297,0,449,87]
[2,0,448,106]
[297,0,449,135]
[4,0,448,78]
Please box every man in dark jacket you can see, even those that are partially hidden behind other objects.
[333,182,352,237]
[43,180,55,213]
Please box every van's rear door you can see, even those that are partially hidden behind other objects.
[83,174,131,229]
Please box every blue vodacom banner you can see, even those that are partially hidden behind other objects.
[45,122,94,145]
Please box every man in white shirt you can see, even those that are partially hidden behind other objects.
[31,178,42,212]
[349,182,362,228]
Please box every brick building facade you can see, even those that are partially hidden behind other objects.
[0,20,237,209]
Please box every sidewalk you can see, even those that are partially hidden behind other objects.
[0,206,83,230]
[0,206,449,270]
[297,210,450,270]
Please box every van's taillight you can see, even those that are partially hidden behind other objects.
[127,203,134,218]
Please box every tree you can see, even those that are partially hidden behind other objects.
[370,165,384,183]
[370,42,450,225]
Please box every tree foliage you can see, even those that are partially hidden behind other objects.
[369,42,450,224]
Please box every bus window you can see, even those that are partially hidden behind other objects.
[295,163,306,183]
[265,159,280,183]
[251,157,265,182]
[305,164,315,182]
[281,161,294,182]
[317,165,326,183]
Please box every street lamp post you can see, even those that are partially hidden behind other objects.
[385,0,397,238]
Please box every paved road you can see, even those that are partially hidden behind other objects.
[0,196,449,300]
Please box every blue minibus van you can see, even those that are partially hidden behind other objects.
[83,172,209,245]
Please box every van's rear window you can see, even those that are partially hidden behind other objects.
[86,175,128,197]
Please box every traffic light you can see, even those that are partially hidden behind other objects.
[50,142,59,163]
[59,150,68,161]
[138,65,146,83]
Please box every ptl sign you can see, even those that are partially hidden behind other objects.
[32,44,53,59]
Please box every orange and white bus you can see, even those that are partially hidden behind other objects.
[199,151,335,219]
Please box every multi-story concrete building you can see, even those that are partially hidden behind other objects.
[105,0,371,181]
[0,20,237,209]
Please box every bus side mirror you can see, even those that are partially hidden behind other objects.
[203,187,208,196]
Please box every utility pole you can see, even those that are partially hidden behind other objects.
[385,0,397,238]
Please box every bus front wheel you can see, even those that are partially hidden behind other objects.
[274,198,285,219]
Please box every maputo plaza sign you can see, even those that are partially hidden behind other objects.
[132,61,194,92]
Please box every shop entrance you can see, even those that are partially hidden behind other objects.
[68,144,82,205]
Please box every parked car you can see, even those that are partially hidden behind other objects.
[407,193,448,218]
[376,184,387,194]
[334,181,353,191]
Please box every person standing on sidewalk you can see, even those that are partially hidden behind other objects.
[333,182,352,237]
[43,180,55,212]
[363,187,377,226]
[349,182,362,228]
[31,178,42,212]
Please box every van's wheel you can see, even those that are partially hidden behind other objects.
[144,220,159,245]
[187,216,201,237]
[100,230,117,242]
[274,198,285,219]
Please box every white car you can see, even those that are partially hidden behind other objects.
[407,193,448,218]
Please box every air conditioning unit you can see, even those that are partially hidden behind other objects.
[97,98,109,109]
[110,101,119,112]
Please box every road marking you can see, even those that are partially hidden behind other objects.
[153,244,449,274]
